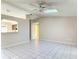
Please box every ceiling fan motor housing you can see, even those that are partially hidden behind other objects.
[40,5,46,8]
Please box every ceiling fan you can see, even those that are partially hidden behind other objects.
[27,0,60,17]
[27,0,59,18]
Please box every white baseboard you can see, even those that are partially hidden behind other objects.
[41,39,77,46]
[2,39,77,48]
[2,41,29,48]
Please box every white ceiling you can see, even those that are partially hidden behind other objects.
[2,0,77,19]
[1,2,29,19]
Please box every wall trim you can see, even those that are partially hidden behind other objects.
[41,39,77,46]
[2,41,29,48]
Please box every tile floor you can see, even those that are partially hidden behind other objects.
[1,40,77,59]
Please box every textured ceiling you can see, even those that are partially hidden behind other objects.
[2,0,77,18]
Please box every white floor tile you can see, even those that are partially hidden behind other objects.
[1,41,77,59]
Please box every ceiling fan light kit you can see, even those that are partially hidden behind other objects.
[43,9,58,13]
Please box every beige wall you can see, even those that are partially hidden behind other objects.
[1,15,77,48]
[1,15,30,48]
[34,16,77,45]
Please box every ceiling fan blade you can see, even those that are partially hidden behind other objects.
[48,2,63,6]
[29,3,39,8]
[37,0,63,6]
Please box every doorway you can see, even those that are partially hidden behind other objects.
[31,22,40,41]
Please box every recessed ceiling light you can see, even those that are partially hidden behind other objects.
[43,9,58,13]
